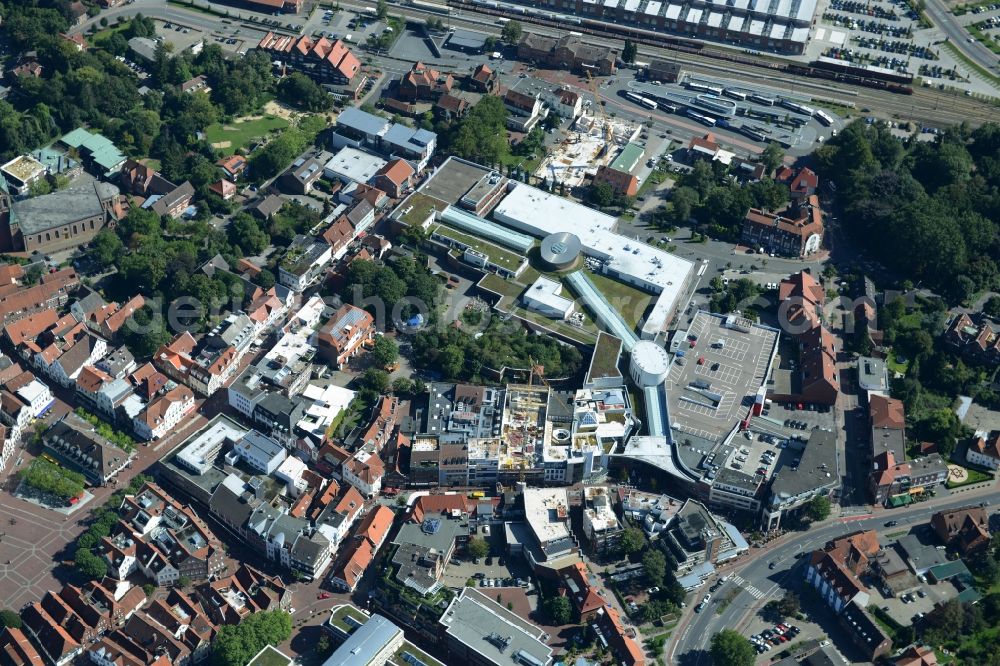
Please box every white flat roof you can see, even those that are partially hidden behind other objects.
[686,7,703,22]
[624,0,641,10]
[644,0,662,14]
[523,487,572,546]
[749,19,766,35]
[665,3,683,19]
[707,11,724,27]
[728,15,746,30]
[524,276,575,317]
[770,23,787,39]
[324,146,387,184]
[494,184,694,338]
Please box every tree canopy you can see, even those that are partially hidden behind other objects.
[211,611,293,666]
[710,629,756,666]
[815,120,1000,300]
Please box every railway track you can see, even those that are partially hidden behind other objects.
[360,0,1000,125]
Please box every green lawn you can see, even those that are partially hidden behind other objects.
[887,349,910,375]
[205,116,289,151]
[479,273,524,299]
[946,466,995,489]
[586,271,654,331]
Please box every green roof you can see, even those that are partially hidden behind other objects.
[609,142,645,173]
[60,127,125,174]
[60,127,96,148]
[394,191,446,227]
[927,560,971,581]
[431,223,526,272]
[246,646,292,666]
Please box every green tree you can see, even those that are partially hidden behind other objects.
[142,584,156,597]
[501,20,523,45]
[391,377,414,395]
[0,610,22,629]
[984,296,1000,319]
[177,576,191,588]
[75,548,108,580]
[775,591,800,617]
[377,0,389,19]
[619,527,645,556]
[643,549,667,587]
[761,142,784,174]
[212,610,293,666]
[359,368,390,394]
[670,186,699,224]
[228,213,268,255]
[543,595,572,625]
[622,39,638,64]
[370,336,399,368]
[466,537,489,560]
[806,495,831,522]
[590,182,614,208]
[277,72,331,112]
[710,629,756,666]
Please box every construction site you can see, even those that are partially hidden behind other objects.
[535,113,642,189]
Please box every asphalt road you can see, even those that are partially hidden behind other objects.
[670,481,1000,664]
[923,0,1000,76]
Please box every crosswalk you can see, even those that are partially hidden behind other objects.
[730,574,766,600]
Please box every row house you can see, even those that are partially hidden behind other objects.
[35,330,108,389]
[869,449,948,507]
[256,32,362,86]
[209,474,333,581]
[132,384,196,441]
[6,369,54,418]
[341,450,385,497]
[0,267,79,325]
[75,365,135,419]
[0,627,44,666]
[103,482,227,584]
[314,484,366,549]
[278,234,333,292]
[468,63,499,94]
[194,564,291,626]
[330,505,395,592]
[156,313,256,396]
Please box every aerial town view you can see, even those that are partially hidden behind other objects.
[0,0,999,665]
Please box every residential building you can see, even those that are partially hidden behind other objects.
[278,152,331,195]
[119,159,176,198]
[1,181,122,253]
[804,531,892,659]
[256,33,362,86]
[967,431,1000,469]
[581,486,622,555]
[373,158,415,198]
[434,93,470,121]
[0,268,80,325]
[0,627,44,666]
[0,155,47,195]
[132,384,195,441]
[659,498,749,574]
[870,450,948,507]
[331,107,437,170]
[227,430,287,475]
[391,509,464,597]
[468,63,499,94]
[278,234,333,291]
[194,564,291,625]
[593,606,645,666]
[944,312,1000,366]
[503,89,544,132]
[317,304,375,368]
[517,33,617,75]
[592,164,639,198]
[439,587,553,666]
[761,429,840,531]
[341,450,384,497]
[397,62,453,102]
[209,179,237,201]
[931,506,990,555]
[330,505,395,592]
[217,155,248,181]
